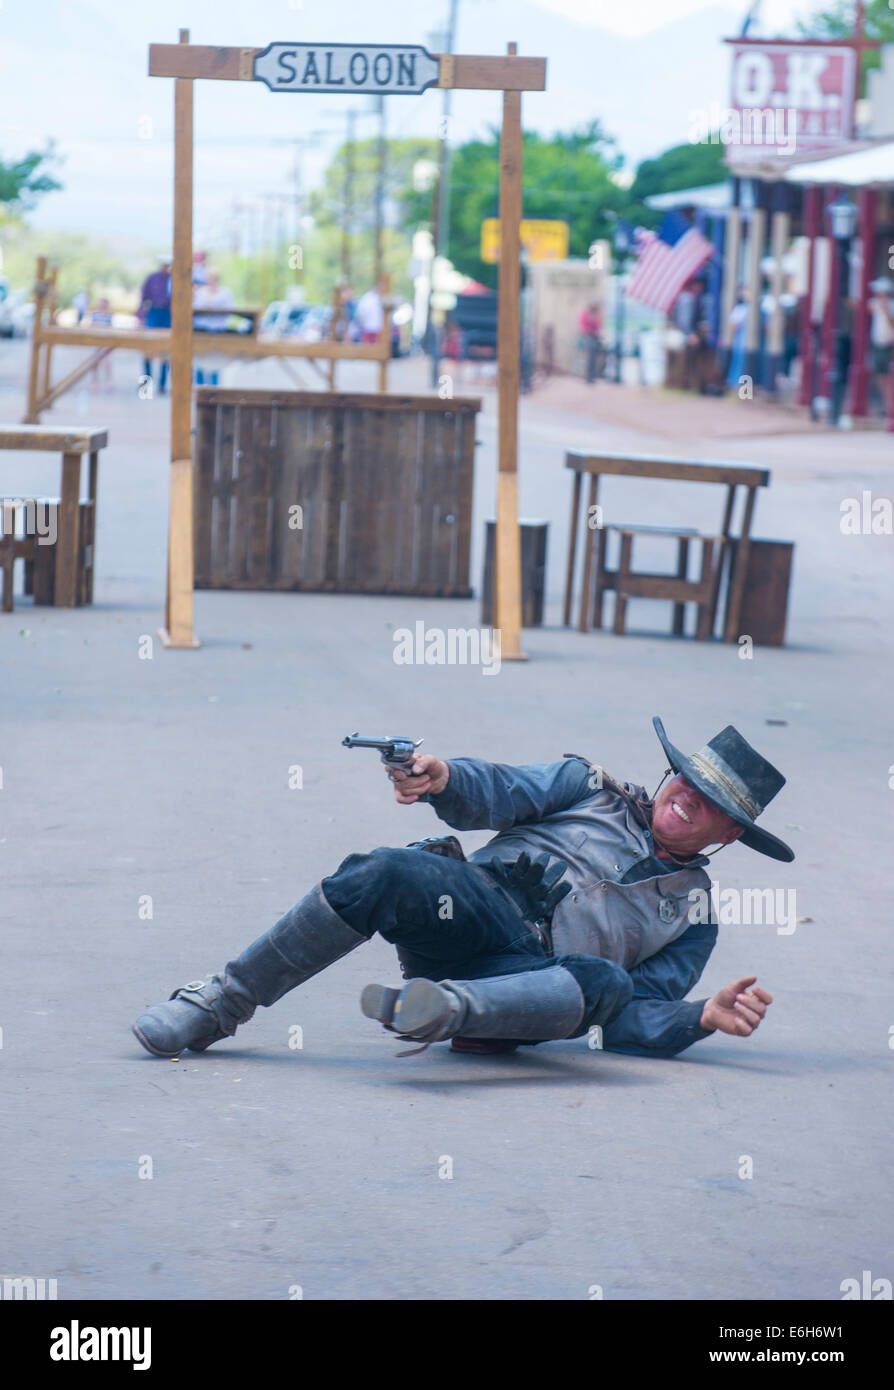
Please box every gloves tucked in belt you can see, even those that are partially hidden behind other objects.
[484,851,571,920]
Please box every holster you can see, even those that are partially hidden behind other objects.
[406,834,466,861]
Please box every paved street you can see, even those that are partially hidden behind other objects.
[1,342,891,1300]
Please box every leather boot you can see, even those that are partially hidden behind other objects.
[133,884,367,1057]
[360,965,585,1048]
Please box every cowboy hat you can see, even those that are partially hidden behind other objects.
[652,717,794,862]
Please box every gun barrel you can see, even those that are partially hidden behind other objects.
[341,733,422,764]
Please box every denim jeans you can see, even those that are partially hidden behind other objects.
[322,847,632,1037]
[142,306,171,393]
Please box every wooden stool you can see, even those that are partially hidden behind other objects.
[1,498,95,611]
[28,500,96,606]
[1,500,39,612]
[0,426,106,607]
[595,523,722,640]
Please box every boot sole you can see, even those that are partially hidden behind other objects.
[360,984,401,1027]
[451,1037,520,1055]
[132,1022,182,1059]
[361,979,448,1035]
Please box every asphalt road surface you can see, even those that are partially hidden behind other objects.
[1,343,891,1299]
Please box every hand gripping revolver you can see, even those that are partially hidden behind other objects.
[341,733,423,783]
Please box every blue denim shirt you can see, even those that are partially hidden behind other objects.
[429,757,718,1059]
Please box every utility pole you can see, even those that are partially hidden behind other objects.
[429,0,460,386]
[291,141,304,287]
[436,0,459,270]
[373,95,387,285]
[342,108,357,286]
[259,195,272,310]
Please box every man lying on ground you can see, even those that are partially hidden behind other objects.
[133,717,791,1061]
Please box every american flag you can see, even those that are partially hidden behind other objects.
[626,212,715,314]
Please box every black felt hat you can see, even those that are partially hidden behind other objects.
[652,717,794,862]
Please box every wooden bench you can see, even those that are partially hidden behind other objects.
[564,451,771,643]
[0,426,106,608]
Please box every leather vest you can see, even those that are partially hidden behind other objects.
[469,783,711,971]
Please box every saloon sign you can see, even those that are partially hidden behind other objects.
[725,41,856,160]
[254,42,441,95]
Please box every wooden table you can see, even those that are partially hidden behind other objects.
[0,425,107,607]
[563,450,771,643]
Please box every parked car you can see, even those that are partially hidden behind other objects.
[260,300,313,338]
[0,285,34,339]
[450,289,497,361]
[259,300,286,334]
[296,305,333,342]
[0,278,14,337]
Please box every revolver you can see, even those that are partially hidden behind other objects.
[342,733,423,782]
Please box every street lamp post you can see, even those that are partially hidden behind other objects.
[610,218,632,385]
[826,191,858,426]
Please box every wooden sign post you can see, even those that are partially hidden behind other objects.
[149,33,545,653]
[164,29,198,648]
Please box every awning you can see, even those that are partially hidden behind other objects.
[784,141,894,187]
[645,183,731,212]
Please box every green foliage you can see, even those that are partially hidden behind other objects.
[303,133,439,298]
[627,143,728,225]
[215,226,413,308]
[433,122,627,287]
[0,146,62,212]
[1,228,136,305]
[310,134,440,235]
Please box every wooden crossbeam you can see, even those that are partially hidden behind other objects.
[32,348,114,419]
[38,325,392,359]
[148,44,546,90]
[194,388,482,410]
[144,30,545,654]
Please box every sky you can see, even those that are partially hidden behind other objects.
[0,0,818,257]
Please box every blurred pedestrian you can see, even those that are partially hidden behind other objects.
[727,288,749,388]
[139,254,172,396]
[72,288,89,324]
[193,269,235,386]
[578,301,603,384]
[672,277,706,391]
[334,283,355,343]
[354,283,384,343]
[868,277,894,417]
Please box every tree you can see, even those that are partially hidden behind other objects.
[413,121,626,288]
[309,134,439,292]
[1,230,135,303]
[0,146,61,214]
[797,0,893,92]
[627,143,728,226]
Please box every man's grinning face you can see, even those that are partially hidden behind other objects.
[652,773,743,856]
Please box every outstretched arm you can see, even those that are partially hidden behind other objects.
[601,919,716,1059]
[602,918,773,1058]
[392,755,595,831]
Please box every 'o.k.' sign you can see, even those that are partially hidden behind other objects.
[254,42,441,95]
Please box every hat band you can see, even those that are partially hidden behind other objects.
[688,749,762,821]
